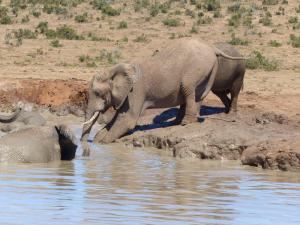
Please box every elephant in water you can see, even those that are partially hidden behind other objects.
[0,125,77,163]
[81,39,245,148]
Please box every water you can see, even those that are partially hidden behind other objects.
[0,142,300,225]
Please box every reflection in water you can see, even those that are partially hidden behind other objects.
[0,141,300,225]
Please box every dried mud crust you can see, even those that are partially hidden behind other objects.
[118,107,300,171]
[0,78,88,115]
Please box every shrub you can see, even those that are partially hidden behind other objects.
[118,20,127,29]
[13,29,37,39]
[36,21,49,34]
[75,12,88,23]
[0,15,12,24]
[45,29,57,39]
[197,16,212,25]
[91,0,108,10]
[162,18,180,27]
[296,5,300,13]
[262,0,279,5]
[50,39,62,47]
[21,15,30,23]
[288,16,298,24]
[203,0,220,11]
[190,25,198,34]
[228,13,241,27]
[213,10,221,18]
[227,2,240,13]
[98,49,121,65]
[133,33,148,42]
[56,25,84,40]
[243,16,253,27]
[185,9,195,18]
[32,11,41,17]
[228,33,249,45]
[134,0,149,12]
[290,34,300,47]
[259,14,272,26]
[102,5,120,16]
[268,40,282,47]
[246,51,279,71]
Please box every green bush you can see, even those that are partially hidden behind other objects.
[246,51,279,71]
[90,0,108,10]
[203,0,220,11]
[75,12,88,23]
[197,16,212,25]
[118,20,127,29]
[45,29,57,39]
[228,33,249,46]
[36,21,49,34]
[99,49,121,65]
[296,5,300,13]
[268,40,282,47]
[228,13,241,27]
[56,25,84,40]
[50,39,62,47]
[162,18,180,27]
[290,34,300,47]
[134,0,149,12]
[21,15,30,23]
[13,29,37,39]
[0,6,12,24]
[262,0,279,5]
[133,33,148,42]
[32,11,41,17]
[190,25,198,34]
[259,14,272,26]
[288,16,298,24]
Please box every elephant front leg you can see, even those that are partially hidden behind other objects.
[100,112,138,143]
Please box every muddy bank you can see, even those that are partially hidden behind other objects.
[118,106,300,171]
[0,78,88,115]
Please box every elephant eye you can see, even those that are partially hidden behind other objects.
[94,90,102,97]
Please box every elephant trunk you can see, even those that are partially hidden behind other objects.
[81,110,100,141]
[0,108,22,123]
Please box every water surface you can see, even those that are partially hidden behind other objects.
[0,141,300,225]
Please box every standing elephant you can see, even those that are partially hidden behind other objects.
[0,125,77,163]
[212,42,246,113]
[81,39,244,147]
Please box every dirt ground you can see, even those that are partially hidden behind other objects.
[0,0,299,170]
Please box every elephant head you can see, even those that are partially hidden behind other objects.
[55,124,77,161]
[81,63,138,142]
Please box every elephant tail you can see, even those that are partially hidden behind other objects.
[214,47,245,60]
[200,58,219,101]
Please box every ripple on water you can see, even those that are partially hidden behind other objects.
[0,141,300,225]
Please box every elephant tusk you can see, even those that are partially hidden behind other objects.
[82,111,100,125]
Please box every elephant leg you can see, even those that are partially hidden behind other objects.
[181,92,198,125]
[212,90,231,113]
[229,76,244,113]
[173,103,186,125]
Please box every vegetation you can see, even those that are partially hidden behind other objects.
[0,6,12,24]
[75,12,88,23]
[50,39,62,47]
[162,18,180,27]
[118,20,128,29]
[246,51,279,71]
[268,40,282,47]
[290,34,300,47]
[228,33,250,46]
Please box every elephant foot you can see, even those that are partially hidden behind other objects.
[181,116,198,126]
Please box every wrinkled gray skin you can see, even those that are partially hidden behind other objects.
[0,125,77,163]
[81,40,244,148]
[0,110,46,133]
[212,42,246,113]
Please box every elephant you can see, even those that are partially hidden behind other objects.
[0,125,77,163]
[211,42,246,113]
[80,39,245,147]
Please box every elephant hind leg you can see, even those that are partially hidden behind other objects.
[213,90,231,113]
[229,75,244,113]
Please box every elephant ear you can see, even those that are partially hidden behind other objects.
[110,63,136,110]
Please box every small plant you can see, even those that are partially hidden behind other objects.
[50,39,62,47]
[262,0,279,5]
[32,11,41,18]
[259,13,272,26]
[290,34,300,47]
[197,16,212,25]
[36,21,49,34]
[190,25,198,34]
[75,12,88,23]
[228,13,241,27]
[288,16,298,24]
[213,10,221,18]
[228,33,249,45]
[45,29,57,39]
[227,2,241,13]
[0,6,12,24]
[134,0,149,12]
[56,25,84,40]
[13,29,37,39]
[268,40,282,47]
[243,16,253,27]
[296,5,300,13]
[118,20,128,29]
[185,9,195,18]
[246,51,279,71]
[281,0,288,4]
[133,33,148,42]
[102,5,120,16]
[99,49,121,65]
[162,18,180,27]
[21,15,30,24]
[203,0,220,11]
